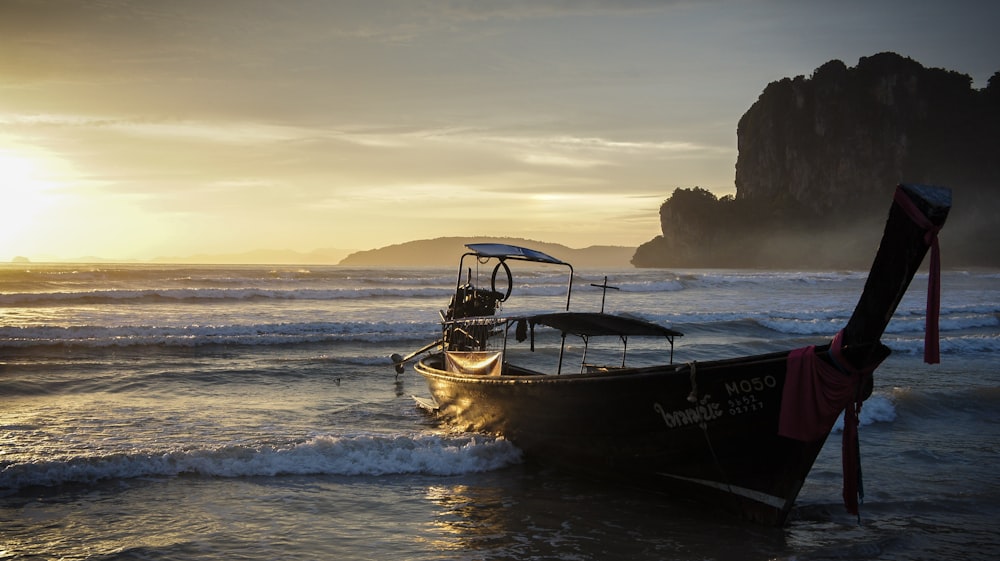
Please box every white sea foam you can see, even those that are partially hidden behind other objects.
[612,279,686,293]
[686,270,868,288]
[886,334,1000,355]
[0,286,454,305]
[0,433,522,492]
[831,394,897,432]
[0,320,440,348]
[756,317,847,335]
[755,308,998,337]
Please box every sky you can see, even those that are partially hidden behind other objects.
[1,0,997,262]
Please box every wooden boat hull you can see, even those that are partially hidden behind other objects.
[408,184,951,525]
[415,348,825,525]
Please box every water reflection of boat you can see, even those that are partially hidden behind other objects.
[395,184,950,525]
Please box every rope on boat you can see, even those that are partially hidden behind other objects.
[686,361,698,403]
[685,360,736,509]
[659,361,740,514]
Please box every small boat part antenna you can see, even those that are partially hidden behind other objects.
[590,276,620,313]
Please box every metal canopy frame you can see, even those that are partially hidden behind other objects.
[457,243,575,311]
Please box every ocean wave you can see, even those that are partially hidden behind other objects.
[0,287,455,306]
[682,270,869,288]
[0,433,522,494]
[600,279,686,293]
[5,314,988,351]
[885,334,1000,355]
[573,271,867,294]
[889,386,1000,417]
[755,317,848,335]
[0,264,452,283]
[756,309,998,336]
[831,394,897,432]
[0,272,896,307]
[0,321,440,348]
[0,282,604,305]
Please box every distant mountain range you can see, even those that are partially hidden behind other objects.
[338,237,635,268]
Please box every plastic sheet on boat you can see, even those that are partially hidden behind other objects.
[445,351,503,376]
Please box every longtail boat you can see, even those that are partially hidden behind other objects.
[393,184,950,525]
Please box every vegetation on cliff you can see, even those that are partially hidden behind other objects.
[634,53,1000,268]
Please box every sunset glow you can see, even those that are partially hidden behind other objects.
[0,0,995,262]
[0,148,62,255]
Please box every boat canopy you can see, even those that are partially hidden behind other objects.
[529,312,683,339]
[465,243,566,265]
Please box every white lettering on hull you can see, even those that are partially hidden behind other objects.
[653,395,723,429]
[721,375,778,418]
[724,375,777,396]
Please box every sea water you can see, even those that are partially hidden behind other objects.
[1,263,998,560]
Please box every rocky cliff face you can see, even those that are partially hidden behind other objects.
[736,53,998,219]
[635,53,1000,268]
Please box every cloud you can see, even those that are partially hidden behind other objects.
[2,0,996,259]
[1,103,732,231]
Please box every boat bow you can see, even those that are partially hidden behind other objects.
[403,183,951,526]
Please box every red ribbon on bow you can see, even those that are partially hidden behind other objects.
[780,330,884,515]
[892,186,942,364]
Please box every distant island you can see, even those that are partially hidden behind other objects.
[634,52,1000,269]
[338,237,634,268]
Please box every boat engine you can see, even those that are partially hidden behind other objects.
[445,284,503,320]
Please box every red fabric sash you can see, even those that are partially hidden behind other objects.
[893,186,942,364]
[779,186,942,514]
[779,331,882,515]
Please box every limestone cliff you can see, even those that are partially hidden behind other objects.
[635,53,1000,268]
[737,53,998,218]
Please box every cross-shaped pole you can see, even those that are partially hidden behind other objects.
[590,276,620,313]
